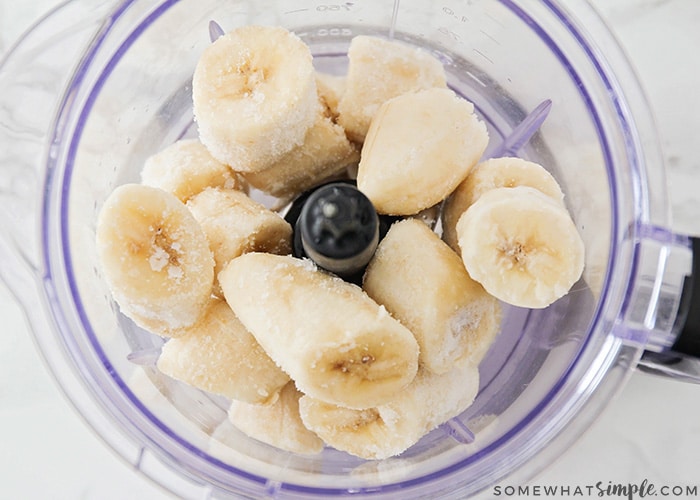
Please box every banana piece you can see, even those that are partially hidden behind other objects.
[186,188,292,288]
[140,139,245,203]
[228,382,324,455]
[364,219,501,373]
[357,88,488,215]
[219,253,420,409]
[156,299,290,404]
[95,184,214,335]
[337,35,447,143]
[315,71,346,121]
[298,364,480,460]
[241,110,359,200]
[442,157,565,251]
[192,25,319,172]
[457,186,585,309]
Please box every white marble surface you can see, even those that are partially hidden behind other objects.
[1,1,699,499]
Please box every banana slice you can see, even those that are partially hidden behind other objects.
[357,88,488,215]
[241,110,359,200]
[337,35,447,143]
[156,299,290,404]
[186,188,292,289]
[219,253,420,410]
[315,72,346,121]
[228,382,324,455]
[192,25,318,172]
[140,139,245,203]
[95,184,214,335]
[364,219,501,373]
[457,186,585,309]
[442,157,565,251]
[298,364,480,460]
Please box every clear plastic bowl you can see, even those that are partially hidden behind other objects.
[0,0,696,498]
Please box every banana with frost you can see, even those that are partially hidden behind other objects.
[228,382,324,455]
[298,364,480,460]
[457,186,585,309]
[242,110,359,200]
[140,139,245,203]
[442,157,565,251]
[156,299,290,404]
[192,25,319,172]
[357,88,488,215]
[186,187,292,290]
[95,184,214,336]
[337,35,447,143]
[364,219,501,373]
[219,252,420,410]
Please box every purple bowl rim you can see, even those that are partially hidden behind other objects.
[42,0,633,495]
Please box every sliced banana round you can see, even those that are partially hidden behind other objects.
[219,253,419,410]
[457,186,585,309]
[357,88,488,216]
[364,219,501,373]
[443,157,565,251]
[156,299,290,404]
[228,382,324,455]
[95,184,214,335]
[192,25,318,172]
[337,35,447,143]
[298,364,480,460]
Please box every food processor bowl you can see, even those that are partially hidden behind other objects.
[1,0,699,498]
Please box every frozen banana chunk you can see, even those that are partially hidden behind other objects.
[96,184,214,336]
[186,188,292,284]
[457,186,585,309]
[337,35,447,143]
[242,111,359,200]
[357,88,488,215]
[442,157,565,251]
[299,364,480,460]
[140,139,245,203]
[228,382,324,455]
[192,25,319,171]
[315,71,346,121]
[219,253,419,410]
[157,299,290,404]
[364,219,501,373]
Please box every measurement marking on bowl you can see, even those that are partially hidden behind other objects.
[315,4,353,12]
[438,26,462,44]
[479,29,501,45]
[441,418,475,444]
[442,6,469,23]
[485,11,505,28]
[285,8,310,14]
[472,48,493,65]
